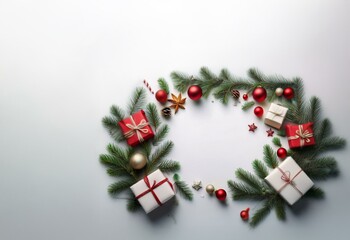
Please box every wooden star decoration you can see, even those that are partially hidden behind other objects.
[168,93,186,114]
[248,123,257,132]
[266,128,274,137]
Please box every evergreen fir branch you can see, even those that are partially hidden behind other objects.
[197,69,223,98]
[318,137,346,152]
[242,101,255,111]
[127,196,142,212]
[110,105,125,122]
[252,160,269,179]
[304,187,325,199]
[316,118,332,140]
[139,141,152,160]
[248,68,265,82]
[235,168,266,191]
[158,160,180,173]
[302,157,338,179]
[107,143,128,162]
[200,66,217,81]
[158,78,170,94]
[147,141,174,172]
[171,71,192,93]
[174,180,193,201]
[145,103,161,131]
[274,196,286,221]
[292,77,305,123]
[107,166,132,177]
[127,87,146,115]
[228,181,267,200]
[272,137,282,147]
[152,124,170,146]
[263,145,279,169]
[219,68,233,81]
[277,129,286,137]
[108,179,135,195]
[213,80,235,104]
[100,154,134,178]
[250,198,275,227]
[102,116,125,142]
[303,96,321,126]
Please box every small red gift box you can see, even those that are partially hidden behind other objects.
[285,122,315,149]
[118,110,154,147]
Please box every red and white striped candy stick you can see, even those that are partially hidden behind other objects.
[143,79,154,94]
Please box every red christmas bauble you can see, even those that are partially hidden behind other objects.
[240,208,250,221]
[215,189,227,201]
[155,90,168,103]
[254,106,264,118]
[283,87,294,100]
[252,87,267,103]
[187,85,203,101]
[277,147,288,159]
[243,93,248,101]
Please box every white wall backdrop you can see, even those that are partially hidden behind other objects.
[1,1,350,240]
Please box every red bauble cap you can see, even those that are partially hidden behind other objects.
[187,85,203,101]
[215,189,227,201]
[155,90,168,103]
[252,87,267,103]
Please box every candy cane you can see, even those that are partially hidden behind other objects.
[143,79,154,94]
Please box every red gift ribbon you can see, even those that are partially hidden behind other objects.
[123,115,149,143]
[287,124,313,147]
[136,176,174,206]
[276,167,303,195]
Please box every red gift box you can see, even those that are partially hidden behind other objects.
[285,122,315,149]
[118,110,154,147]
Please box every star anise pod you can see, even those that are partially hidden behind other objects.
[168,93,186,114]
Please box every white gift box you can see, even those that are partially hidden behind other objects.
[130,169,175,214]
[264,103,288,129]
[265,157,314,205]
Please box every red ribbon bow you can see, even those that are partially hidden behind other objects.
[277,167,303,195]
[136,176,174,206]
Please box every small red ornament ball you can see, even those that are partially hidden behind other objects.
[277,147,288,159]
[252,87,267,103]
[187,85,203,101]
[215,189,227,201]
[254,106,264,118]
[240,208,250,221]
[243,93,248,101]
[155,90,168,103]
[283,87,294,100]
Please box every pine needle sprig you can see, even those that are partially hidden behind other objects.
[127,87,146,115]
[127,195,142,212]
[252,160,269,179]
[158,160,181,173]
[108,178,136,195]
[171,71,193,93]
[147,141,174,173]
[249,198,275,227]
[235,168,267,191]
[272,137,282,147]
[152,124,170,146]
[158,78,170,94]
[145,103,161,131]
[263,145,279,169]
[242,101,255,111]
[174,180,193,201]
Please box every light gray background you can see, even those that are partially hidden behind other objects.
[1,0,350,240]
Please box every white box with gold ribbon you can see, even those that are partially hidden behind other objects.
[264,103,288,129]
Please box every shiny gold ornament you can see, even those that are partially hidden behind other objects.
[206,184,215,194]
[129,152,147,170]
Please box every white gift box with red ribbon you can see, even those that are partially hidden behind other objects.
[264,103,288,129]
[265,157,314,205]
[130,169,175,214]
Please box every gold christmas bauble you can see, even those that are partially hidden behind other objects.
[130,152,147,170]
[206,184,215,195]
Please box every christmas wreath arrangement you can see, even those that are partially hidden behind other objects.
[100,67,345,227]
